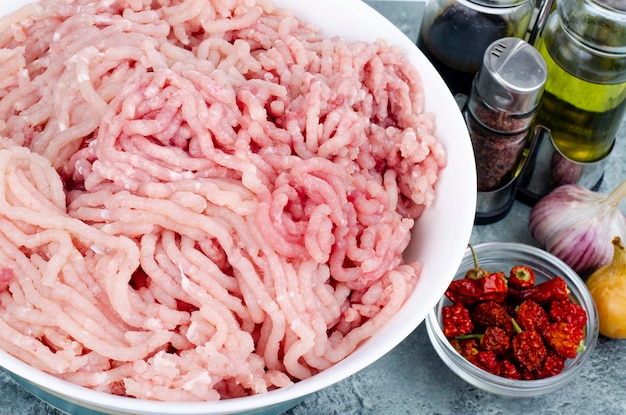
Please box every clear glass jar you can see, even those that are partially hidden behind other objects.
[466,105,532,192]
[426,242,599,397]
[534,0,626,163]
[416,0,534,97]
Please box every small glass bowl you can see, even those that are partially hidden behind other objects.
[425,242,599,397]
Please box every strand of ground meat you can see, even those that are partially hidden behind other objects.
[0,0,446,401]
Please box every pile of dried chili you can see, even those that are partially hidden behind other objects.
[442,256,587,380]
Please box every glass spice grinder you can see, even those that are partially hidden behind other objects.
[518,0,626,203]
[466,37,548,224]
[416,0,534,99]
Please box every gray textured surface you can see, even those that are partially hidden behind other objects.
[1,1,626,414]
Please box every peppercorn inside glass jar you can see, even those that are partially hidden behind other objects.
[467,39,547,192]
[465,38,547,223]
[416,0,534,98]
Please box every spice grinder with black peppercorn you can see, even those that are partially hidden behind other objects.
[466,37,548,224]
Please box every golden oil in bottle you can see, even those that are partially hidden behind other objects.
[536,40,626,162]
[534,0,626,163]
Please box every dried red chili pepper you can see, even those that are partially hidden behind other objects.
[470,351,501,376]
[549,300,587,329]
[516,299,549,332]
[534,351,565,379]
[500,360,521,380]
[445,278,483,304]
[476,272,508,303]
[507,277,570,305]
[449,338,480,360]
[512,330,547,372]
[442,258,587,381]
[471,301,513,334]
[479,326,511,355]
[442,303,474,338]
[501,301,518,318]
[509,265,535,290]
[445,272,508,305]
[542,321,586,359]
[465,244,490,280]
[519,367,535,380]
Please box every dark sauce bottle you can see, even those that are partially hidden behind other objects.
[417,0,534,98]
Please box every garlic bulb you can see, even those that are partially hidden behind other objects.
[529,179,626,274]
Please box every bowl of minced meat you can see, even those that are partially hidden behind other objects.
[0,0,476,413]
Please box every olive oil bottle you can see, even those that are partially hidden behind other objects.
[534,0,626,163]
[536,40,626,162]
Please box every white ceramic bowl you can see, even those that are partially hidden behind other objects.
[0,1,476,414]
[426,242,599,397]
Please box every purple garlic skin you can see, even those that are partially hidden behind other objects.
[550,153,583,188]
[530,183,626,274]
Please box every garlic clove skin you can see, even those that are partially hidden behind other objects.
[529,183,626,274]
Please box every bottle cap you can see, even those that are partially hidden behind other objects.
[474,37,548,114]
